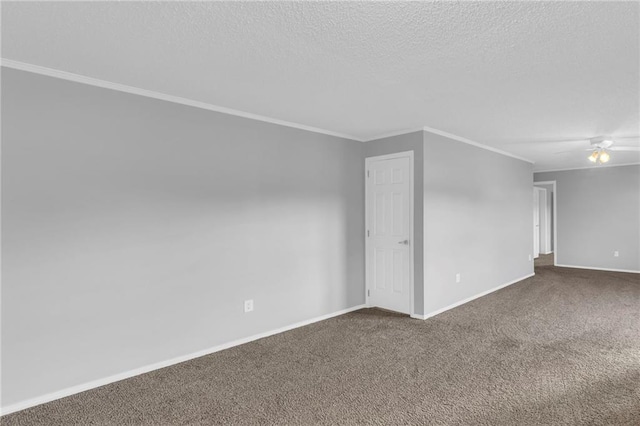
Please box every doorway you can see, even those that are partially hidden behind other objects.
[365,151,414,315]
[533,181,557,268]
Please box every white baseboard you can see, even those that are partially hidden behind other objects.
[410,313,427,320]
[417,272,536,321]
[555,264,640,274]
[1,304,366,416]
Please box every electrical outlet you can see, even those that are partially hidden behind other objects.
[455,273,461,283]
[528,254,532,261]
[244,299,254,313]
[614,251,619,257]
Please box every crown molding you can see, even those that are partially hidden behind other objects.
[364,126,534,163]
[0,59,364,142]
[363,127,425,142]
[420,126,534,163]
[0,59,599,167]
[534,162,640,174]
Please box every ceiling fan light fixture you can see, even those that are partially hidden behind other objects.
[588,150,599,162]
[599,150,610,163]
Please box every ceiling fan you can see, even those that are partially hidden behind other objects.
[555,136,640,164]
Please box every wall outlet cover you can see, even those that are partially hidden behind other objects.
[244,299,254,313]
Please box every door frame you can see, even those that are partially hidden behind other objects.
[533,187,541,258]
[364,150,415,316]
[538,187,551,254]
[534,186,550,255]
[533,180,557,266]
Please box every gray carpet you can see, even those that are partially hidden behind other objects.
[536,252,555,267]
[3,263,639,425]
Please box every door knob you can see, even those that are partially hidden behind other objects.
[398,240,409,245]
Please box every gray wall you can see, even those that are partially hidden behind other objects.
[363,132,424,316]
[1,68,365,407]
[534,183,554,252]
[423,131,534,315]
[535,165,640,272]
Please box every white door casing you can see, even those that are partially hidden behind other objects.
[537,187,549,254]
[534,180,557,266]
[533,187,541,258]
[365,151,413,315]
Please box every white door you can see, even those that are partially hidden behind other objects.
[533,188,540,258]
[366,152,413,315]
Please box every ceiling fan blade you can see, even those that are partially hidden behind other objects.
[609,146,640,152]
[614,136,640,143]
[554,149,591,154]
[517,138,591,146]
[554,147,595,154]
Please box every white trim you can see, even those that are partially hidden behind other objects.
[0,304,366,416]
[364,126,534,163]
[9,59,626,170]
[364,151,415,163]
[534,162,640,173]
[541,188,551,254]
[416,273,536,321]
[0,59,363,142]
[364,151,415,317]
[533,187,544,258]
[555,264,640,274]
[364,127,425,142]
[421,126,534,163]
[410,313,427,320]
[533,186,551,256]
[534,180,557,266]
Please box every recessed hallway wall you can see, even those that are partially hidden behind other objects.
[535,165,640,272]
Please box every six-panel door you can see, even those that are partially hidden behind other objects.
[366,155,412,314]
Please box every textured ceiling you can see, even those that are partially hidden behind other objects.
[2,1,639,171]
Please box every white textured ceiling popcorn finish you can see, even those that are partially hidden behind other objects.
[2,1,639,171]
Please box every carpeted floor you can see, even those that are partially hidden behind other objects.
[535,252,555,267]
[3,263,639,425]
